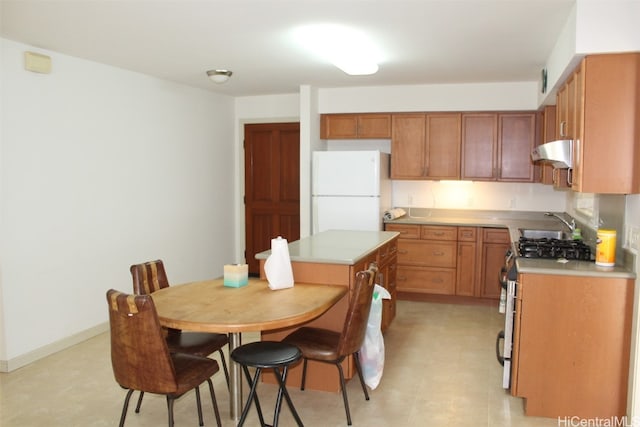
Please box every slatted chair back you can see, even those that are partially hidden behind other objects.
[336,263,378,358]
[107,289,178,393]
[130,259,169,295]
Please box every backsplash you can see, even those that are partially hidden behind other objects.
[392,180,566,212]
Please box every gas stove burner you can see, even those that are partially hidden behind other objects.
[517,237,592,261]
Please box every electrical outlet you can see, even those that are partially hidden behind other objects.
[408,194,414,206]
[629,225,640,251]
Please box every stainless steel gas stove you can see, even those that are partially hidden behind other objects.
[517,237,592,260]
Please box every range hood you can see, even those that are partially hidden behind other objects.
[531,139,573,169]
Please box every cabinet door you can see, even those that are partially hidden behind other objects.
[480,228,509,299]
[357,114,391,138]
[456,241,477,296]
[569,64,584,191]
[462,113,498,180]
[513,274,633,418]
[320,114,358,139]
[391,114,426,179]
[557,83,569,139]
[320,113,391,139]
[498,113,536,182]
[379,255,397,332]
[456,227,478,296]
[538,106,555,185]
[425,113,461,179]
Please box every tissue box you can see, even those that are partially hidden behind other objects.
[223,264,248,288]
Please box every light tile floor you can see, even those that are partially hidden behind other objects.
[0,301,559,426]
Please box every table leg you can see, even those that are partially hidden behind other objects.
[228,332,243,421]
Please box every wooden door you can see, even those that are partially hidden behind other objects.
[461,113,498,180]
[244,123,300,275]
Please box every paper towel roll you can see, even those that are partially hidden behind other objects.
[383,208,407,221]
[264,236,294,290]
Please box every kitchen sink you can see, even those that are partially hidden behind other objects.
[519,228,569,240]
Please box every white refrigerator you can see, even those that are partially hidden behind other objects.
[312,150,391,233]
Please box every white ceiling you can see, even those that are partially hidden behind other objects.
[0,0,576,97]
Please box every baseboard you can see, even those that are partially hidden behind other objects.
[397,291,499,307]
[0,321,109,372]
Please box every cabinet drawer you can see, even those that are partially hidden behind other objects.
[397,240,456,267]
[458,226,477,242]
[396,265,456,295]
[421,225,457,241]
[377,239,398,266]
[482,227,510,243]
[385,224,420,239]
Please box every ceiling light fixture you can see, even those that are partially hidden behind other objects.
[294,24,381,76]
[206,69,232,84]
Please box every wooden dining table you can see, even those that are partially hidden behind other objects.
[151,277,348,421]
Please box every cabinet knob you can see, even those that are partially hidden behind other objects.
[432,251,445,256]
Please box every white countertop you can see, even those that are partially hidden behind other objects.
[386,208,636,279]
[255,230,400,265]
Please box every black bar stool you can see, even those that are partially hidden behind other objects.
[230,341,304,427]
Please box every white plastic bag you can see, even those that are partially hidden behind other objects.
[359,284,391,390]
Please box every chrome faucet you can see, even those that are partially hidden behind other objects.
[544,212,576,232]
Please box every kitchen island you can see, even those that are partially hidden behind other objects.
[255,230,399,392]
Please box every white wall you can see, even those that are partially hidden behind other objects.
[0,38,236,370]
[318,81,540,113]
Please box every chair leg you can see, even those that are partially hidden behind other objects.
[195,386,204,426]
[218,349,230,389]
[272,366,304,427]
[206,378,222,427]
[352,351,370,401]
[238,366,266,427]
[166,396,175,427]
[134,391,144,413]
[336,362,352,426]
[119,389,135,427]
[300,358,308,391]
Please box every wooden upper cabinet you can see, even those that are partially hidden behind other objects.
[498,113,536,182]
[538,105,569,187]
[569,53,640,194]
[391,113,460,180]
[425,114,461,179]
[320,113,391,139]
[461,114,498,180]
[461,113,536,182]
[391,114,427,178]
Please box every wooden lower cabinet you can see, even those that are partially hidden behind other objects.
[259,237,397,392]
[456,227,478,296]
[479,228,510,299]
[378,238,398,332]
[387,224,498,300]
[511,273,633,419]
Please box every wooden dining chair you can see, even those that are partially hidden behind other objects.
[282,263,378,426]
[130,260,230,396]
[106,289,222,427]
